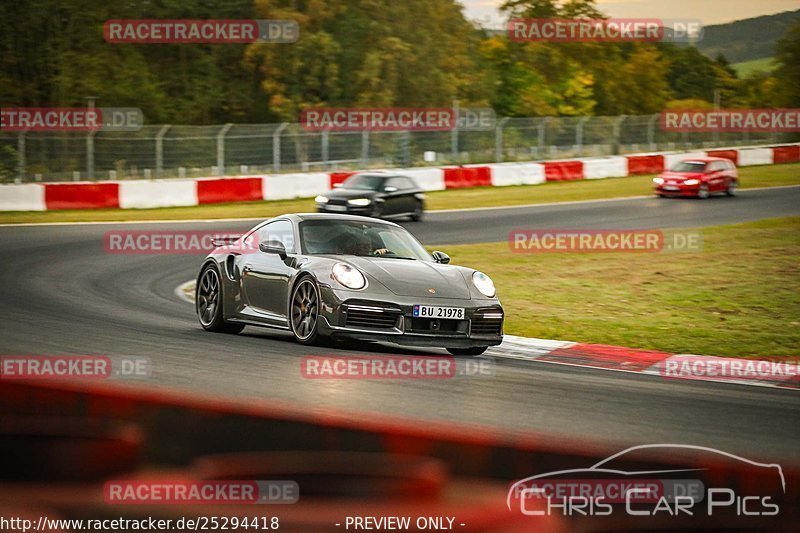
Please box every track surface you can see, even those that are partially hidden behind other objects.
[1,188,799,462]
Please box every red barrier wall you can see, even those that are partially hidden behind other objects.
[196,178,262,204]
[443,166,492,189]
[706,149,739,165]
[544,161,584,181]
[772,145,800,164]
[329,171,358,189]
[44,183,120,210]
[626,154,665,175]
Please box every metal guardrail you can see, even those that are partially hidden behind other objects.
[0,115,786,183]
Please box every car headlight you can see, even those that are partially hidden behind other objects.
[315,195,329,204]
[472,271,496,298]
[653,177,664,184]
[347,198,372,207]
[332,262,366,290]
[684,179,699,185]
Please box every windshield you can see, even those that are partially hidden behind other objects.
[670,161,707,173]
[300,220,431,260]
[341,174,386,191]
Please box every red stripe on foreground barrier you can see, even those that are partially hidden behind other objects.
[706,149,739,165]
[772,145,800,164]
[443,166,492,188]
[44,183,119,210]
[626,154,664,175]
[197,178,262,204]
[543,161,584,181]
[539,343,672,372]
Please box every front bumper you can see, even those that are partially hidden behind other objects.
[317,286,503,349]
[655,183,700,197]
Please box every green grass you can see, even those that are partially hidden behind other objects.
[732,57,777,77]
[440,217,800,358]
[1,163,798,225]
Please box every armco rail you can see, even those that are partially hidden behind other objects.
[0,143,798,212]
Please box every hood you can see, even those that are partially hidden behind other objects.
[346,257,472,299]
[323,188,380,200]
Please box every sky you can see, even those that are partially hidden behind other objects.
[462,0,800,27]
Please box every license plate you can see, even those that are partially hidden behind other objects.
[327,204,347,211]
[413,305,464,319]
[663,186,679,191]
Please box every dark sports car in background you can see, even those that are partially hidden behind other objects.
[315,172,425,220]
[196,214,502,355]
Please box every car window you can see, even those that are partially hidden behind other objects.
[246,219,296,253]
[671,161,706,173]
[342,174,386,191]
[299,219,431,260]
[386,177,407,190]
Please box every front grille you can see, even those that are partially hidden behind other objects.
[470,312,503,336]
[407,317,464,334]
[345,307,399,329]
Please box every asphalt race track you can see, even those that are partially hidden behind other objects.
[1,187,799,462]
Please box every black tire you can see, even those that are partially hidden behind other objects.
[726,180,738,197]
[410,201,424,221]
[197,265,245,334]
[290,277,322,345]
[697,184,710,199]
[446,346,488,356]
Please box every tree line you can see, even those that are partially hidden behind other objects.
[1,0,798,125]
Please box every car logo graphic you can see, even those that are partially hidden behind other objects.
[428,288,436,294]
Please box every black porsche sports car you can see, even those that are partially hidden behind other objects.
[196,213,503,355]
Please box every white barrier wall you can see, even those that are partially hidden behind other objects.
[0,183,45,211]
[487,163,546,186]
[395,167,446,191]
[263,173,330,200]
[582,157,628,179]
[119,179,198,209]
[737,148,774,167]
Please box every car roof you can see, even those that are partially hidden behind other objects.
[284,213,402,227]
[679,157,729,163]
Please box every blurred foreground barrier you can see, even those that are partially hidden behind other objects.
[1,380,798,531]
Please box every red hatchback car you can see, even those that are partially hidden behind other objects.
[653,157,739,199]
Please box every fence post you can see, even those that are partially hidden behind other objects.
[361,130,370,167]
[647,114,658,151]
[451,100,460,161]
[612,115,627,155]
[537,118,550,159]
[495,117,509,163]
[321,130,330,168]
[17,132,26,183]
[86,130,95,180]
[216,123,233,176]
[155,125,171,178]
[273,123,288,173]
[576,116,590,156]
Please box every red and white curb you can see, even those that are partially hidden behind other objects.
[2,143,798,211]
[177,280,798,391]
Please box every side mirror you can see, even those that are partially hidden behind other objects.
[383,185,398,193]
[259,240,287,259]
[431,251,450,264]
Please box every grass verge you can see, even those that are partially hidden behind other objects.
[0,163,798,225]
[441,217,800,358]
